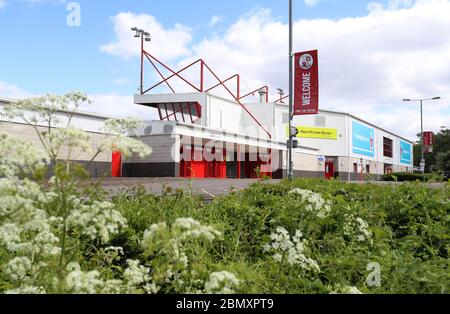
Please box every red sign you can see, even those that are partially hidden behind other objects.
[423,131,433,154]
[294,50,319,115]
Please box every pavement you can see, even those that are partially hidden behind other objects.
[96,177,282,201]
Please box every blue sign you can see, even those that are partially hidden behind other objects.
[352,121,375,157]
[400,140,412,165]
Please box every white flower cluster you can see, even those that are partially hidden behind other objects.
[263,227,320,272]
[47,127,93,157]
[204,271,240,294]
[66,201,127,243]
[3,256,32,282]
[65,262,105,294]
[0,132,48,177]
[141,218,221,265]
[0,210,60,257]
[343,212,372,243]
[100,118,152,159]
[123,259,159,294]
[0,178,45,218]
[330,285,363,294]
[4,285,46,294]
[172,218,222,242]
[289,188,332,218]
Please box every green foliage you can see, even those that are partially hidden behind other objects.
[382,172,445,182]
[105,179,449,294]
[413,129,450,173]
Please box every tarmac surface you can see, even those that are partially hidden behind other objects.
[97,177,282,201]
[92,177,447,201]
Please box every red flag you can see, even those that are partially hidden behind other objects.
[294,50,319,115]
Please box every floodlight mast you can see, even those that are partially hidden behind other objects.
[131,27,151,94]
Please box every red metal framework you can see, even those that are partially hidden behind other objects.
[138,42,272,138]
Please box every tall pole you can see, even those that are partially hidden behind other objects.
[420,99,424,177]
[140,35,144,95]
[288,0,294,180]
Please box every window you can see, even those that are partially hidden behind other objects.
[366,164,370,174]
[353,163,358,173]
[383,137,393,158]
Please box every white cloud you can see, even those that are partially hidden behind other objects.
[0,82,158,121]
[368,0,416,13]
[304,0,320,7]
[100,12,193,61]
[0,0,7,9]
[114,78,131,86]
[86,94,158,120]
[0,81,30,98]
[210,14,223,27]
[169,0,450,140]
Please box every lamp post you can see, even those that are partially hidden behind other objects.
[288,0,294,180]
[402,97,441,176]
[131,27,151,94]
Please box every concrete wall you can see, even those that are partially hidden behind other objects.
[0,121,112,162]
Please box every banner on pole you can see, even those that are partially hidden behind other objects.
[423,131,434,154]
[294,50,319,115]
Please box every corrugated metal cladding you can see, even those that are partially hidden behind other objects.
[0,101,111,134]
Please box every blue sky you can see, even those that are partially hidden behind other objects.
[0,0,389,95]
[0,0,449,139]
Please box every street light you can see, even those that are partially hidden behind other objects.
[131,27,151,94]
[402,97,441,176]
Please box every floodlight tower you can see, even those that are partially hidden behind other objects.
[131,27,151,94]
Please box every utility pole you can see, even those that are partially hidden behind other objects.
[288,0,294,180]
[403,96,440,178]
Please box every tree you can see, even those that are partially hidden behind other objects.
[413,129,450,172]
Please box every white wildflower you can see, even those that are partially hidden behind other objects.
[343,212,372,243]
[173,218,221,242]
[204,271,240,294]
[4,285,46,294]
[66,201,127,243]
[4,256,32,282]
[123,259,150,288]
[289,188,332,218]
[65,262,104,294]
[330,285,363,294]
[264,226,320,272]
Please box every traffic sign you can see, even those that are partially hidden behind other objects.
[290,126,299,137]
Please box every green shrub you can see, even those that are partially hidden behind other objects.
[382,172,445,182]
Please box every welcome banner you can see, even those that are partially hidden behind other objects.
[294,50,319,115]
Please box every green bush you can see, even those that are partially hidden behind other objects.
[106,179,449,294]
[382,172,445,182]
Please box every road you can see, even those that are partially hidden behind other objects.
[97,177,282,201]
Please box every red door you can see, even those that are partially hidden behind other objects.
[112,151,122,177]
[325,162,334,179]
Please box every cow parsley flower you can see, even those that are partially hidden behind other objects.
[264,226,320,273]
[65,262,105,294]
[173,218,222,242]
[289,188,332,218]
[4,285,46,294]
[343,213,372,243]
[3,256,32,282]
[204,271,240,294]
[66,201,127,243]
[330,285,363,294]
